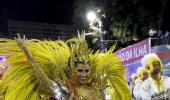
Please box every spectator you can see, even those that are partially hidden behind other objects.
[140,53,170,100]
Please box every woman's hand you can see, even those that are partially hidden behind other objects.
[14,34,29,49]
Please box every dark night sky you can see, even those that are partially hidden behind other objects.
[0,0,74,24]
[0,0,170,29]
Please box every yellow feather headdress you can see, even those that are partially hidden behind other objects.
[66,31,91,67]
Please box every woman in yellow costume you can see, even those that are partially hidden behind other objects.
[0,33,130,100]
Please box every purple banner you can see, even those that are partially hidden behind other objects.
[115,38,151,65]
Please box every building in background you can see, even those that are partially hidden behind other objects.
[8,20,74,40]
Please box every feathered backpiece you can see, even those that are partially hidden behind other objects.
[0,32,131,100]
[0,38,20,57]
[89,49,131,100]
[0,37,71,100]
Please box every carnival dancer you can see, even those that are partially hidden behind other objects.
[133,67,148,100]
[0,33,131,100]
[140,53,170,100]
[130,73,138,100]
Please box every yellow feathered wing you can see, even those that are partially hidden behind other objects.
[90,50,131,100]
[0,39,71,100]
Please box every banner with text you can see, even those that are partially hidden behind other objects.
[115,38,151,65]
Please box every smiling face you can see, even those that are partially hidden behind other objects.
[75,63,90,85]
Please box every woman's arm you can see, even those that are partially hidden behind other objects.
[15,35,69,99]
[15,35,53,86]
